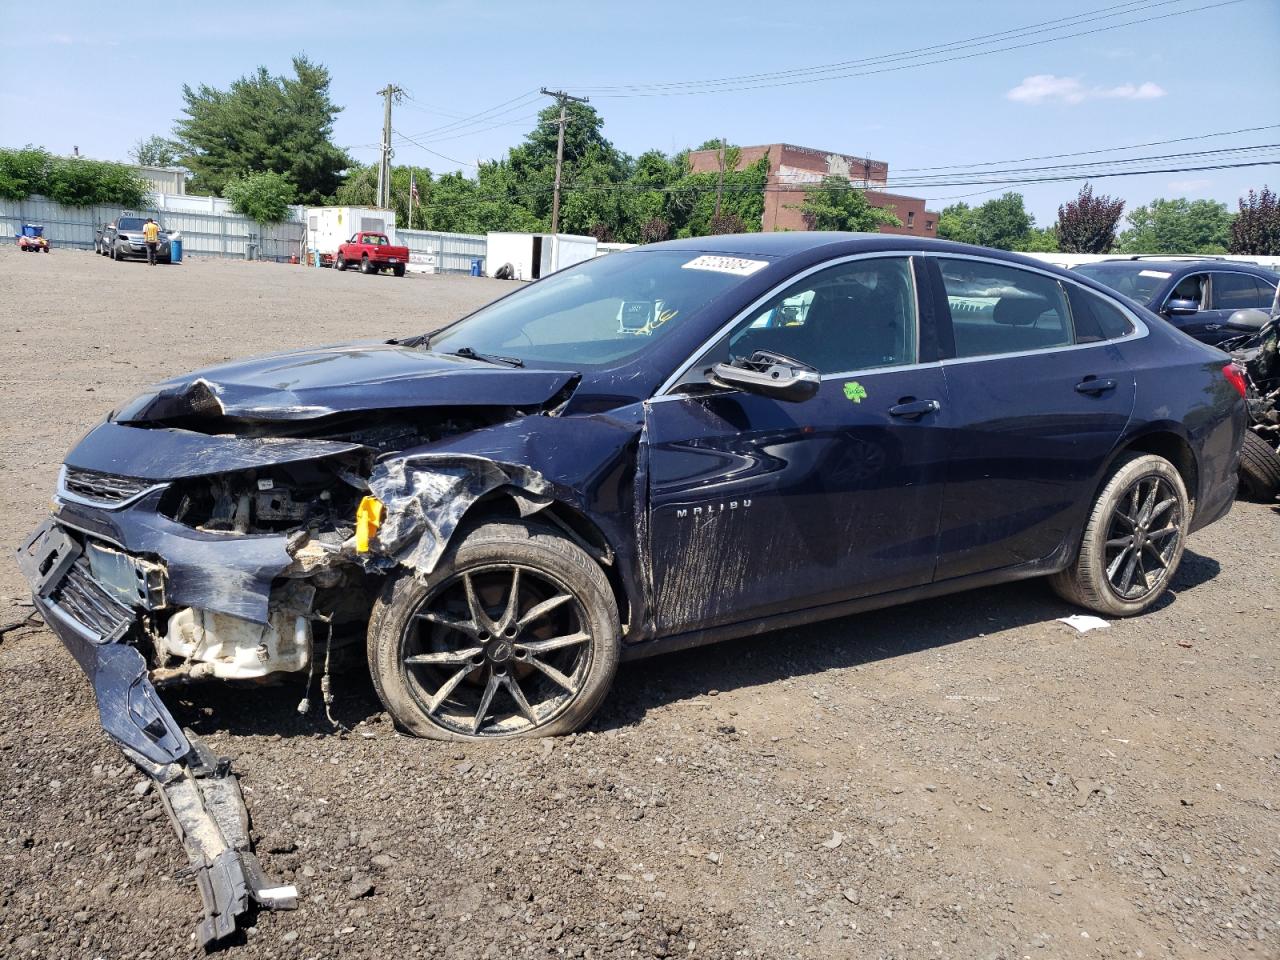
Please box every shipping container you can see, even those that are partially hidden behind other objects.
[304,207,398,264]
[485,233,597,280]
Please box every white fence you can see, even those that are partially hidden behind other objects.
[1,195,306,262]
[396,228,488,274]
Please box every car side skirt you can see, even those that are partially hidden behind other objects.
[622,546,1070,662]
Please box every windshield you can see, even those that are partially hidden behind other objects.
[1073,262,1171,304]
[117,217,147,232]
[427,250,769,367]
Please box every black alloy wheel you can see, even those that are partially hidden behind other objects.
[1101,473,1183,602]
[400,564,593,737]
[367,520,620,741]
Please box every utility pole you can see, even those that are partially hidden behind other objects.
[539,87,588,235]
[715,137,726,217]
[376,84,403,209]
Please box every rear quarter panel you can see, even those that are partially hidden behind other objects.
[1114,316,1246,529]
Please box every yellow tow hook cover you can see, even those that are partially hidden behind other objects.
[355,496,385,553]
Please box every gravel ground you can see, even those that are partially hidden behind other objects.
[0,246,1277,960]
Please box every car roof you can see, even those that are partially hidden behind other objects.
[1085,257,1275,277]
[644,231,1064,267]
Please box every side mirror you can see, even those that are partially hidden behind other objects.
[1226,308,1270,331]
[709,350,820,403]
[1164,298,1200,316]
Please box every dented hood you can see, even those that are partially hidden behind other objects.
[114,342,578,423]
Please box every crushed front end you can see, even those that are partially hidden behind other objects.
[14,422,380,946]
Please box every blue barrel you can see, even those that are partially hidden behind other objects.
[170,238,183,263]
[470,257,482,277]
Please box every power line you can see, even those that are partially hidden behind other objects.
[575,0,1170,93]
[894,123,1280,173]
[575,0,1242,97]
[397,90,543,141]
[391,128,478,169]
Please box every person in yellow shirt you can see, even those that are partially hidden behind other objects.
[142,218,160,266]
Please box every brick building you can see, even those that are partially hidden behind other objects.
[686,143,938,237]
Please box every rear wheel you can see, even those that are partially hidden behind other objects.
[1239,430,1280,502]
[1050,452,1190,616]
[360,255,372,274]
[393,264,406,278]
[367,520,620,740]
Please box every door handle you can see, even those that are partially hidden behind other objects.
[888,398,941,419]
[1075,377,1117,395]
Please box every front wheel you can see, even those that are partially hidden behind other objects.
[367,520,620,740]
[334,255,346,271]
[1050,452,1190,616]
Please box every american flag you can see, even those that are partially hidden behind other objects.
[409,171,419,203]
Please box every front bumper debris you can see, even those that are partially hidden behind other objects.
[17,518,297,948]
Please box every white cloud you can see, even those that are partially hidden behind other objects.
[1006,74,1166,105]
[1168,179,1212,193]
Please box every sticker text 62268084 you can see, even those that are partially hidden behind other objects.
[681,255,769,276]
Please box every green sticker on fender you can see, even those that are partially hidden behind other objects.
[843,381,867,403]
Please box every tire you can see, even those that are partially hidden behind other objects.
[367,520,620,741]
[1239,430,1280,502]
[360,255,372,275]
[334,255,346,272]
[393,264,405,278]
[1050,452,1190,616]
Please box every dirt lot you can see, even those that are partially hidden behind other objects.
[0,246,1277,960]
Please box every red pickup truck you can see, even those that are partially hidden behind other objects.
[334,232,410,277]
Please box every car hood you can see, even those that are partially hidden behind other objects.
[114,341,579,423]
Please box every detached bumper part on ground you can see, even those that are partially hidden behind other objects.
[18,519,297,949]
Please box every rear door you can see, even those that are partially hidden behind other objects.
[928,256,1138,581]
[645,255,950,636]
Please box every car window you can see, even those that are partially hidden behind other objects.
[1072,262,1170,303]
[1066,285,1135,342]
[937,258,1073,358]
[1213,272,1273,310]
[724,257,918,374]
[117,217,146,232]
[1168,273,1207,307]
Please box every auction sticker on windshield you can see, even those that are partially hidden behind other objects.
[1139,269,1172,279]
[681,255,769,276]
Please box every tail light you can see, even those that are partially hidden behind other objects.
[1223,362,1247,398]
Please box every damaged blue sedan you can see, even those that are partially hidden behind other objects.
[18,233,1246,943]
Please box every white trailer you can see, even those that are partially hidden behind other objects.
[304,206,397,265]
[485,232,597,280]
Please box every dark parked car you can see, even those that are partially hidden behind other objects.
[94,221,116,256]
[17,234,1246,944]
[1073,257,1279,346]
[103,214,171,262]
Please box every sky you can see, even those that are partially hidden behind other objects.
[2,0,1278,225]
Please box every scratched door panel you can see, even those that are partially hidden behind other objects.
[644,366,950,637]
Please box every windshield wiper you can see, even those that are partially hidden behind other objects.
[446,346,524,367]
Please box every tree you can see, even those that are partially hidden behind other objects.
[0,146,148,207]
[335,162,434,229]
[793,177,901,232]
[936,193,1041,250]
[639,217,671,243]
[174,55,349,202]
[970,192,1034,250]
[936,202,979,245]
[1116,198,1233,254]
[1014,227,1059,253]
[707,212,746,235]
[130,136,181,168]
[224,171,296,224]
[1229,187,1280,255]
[1055,184,1125,253]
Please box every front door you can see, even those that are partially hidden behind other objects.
[929,256,1138,580]
[645,255,950,637]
